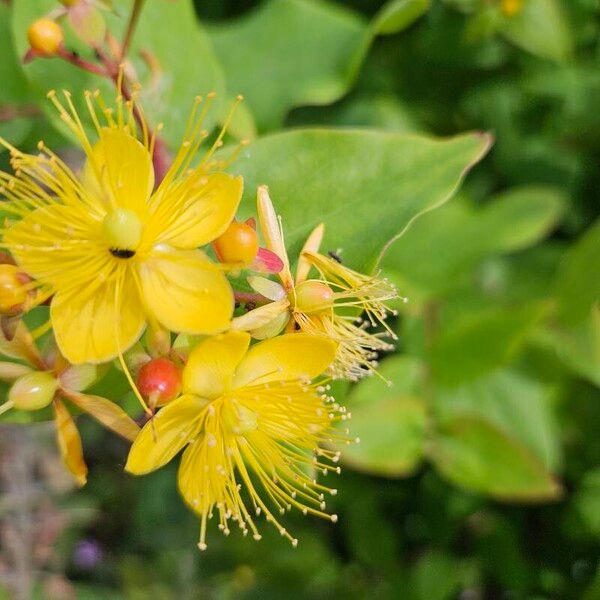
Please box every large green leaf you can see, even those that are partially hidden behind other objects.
[499,0,573,62]
[555,218,600,326]
[208,0,430,132]
[12,0,225,149]
[429,417,562,502]
[382,186,565,298]
[342,356,427,477]
[235,129,491,272]
[433,369,562,471]
[429,302,549,386]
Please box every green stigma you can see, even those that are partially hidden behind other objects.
[103,208,143,257]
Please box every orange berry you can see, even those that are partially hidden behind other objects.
[213,221,259,265]
[0,264,28,315]
[27,19,64,56]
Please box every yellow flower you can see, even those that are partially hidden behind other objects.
[501,0,524,17]
[0,88,242,365]
[232,186,399,381]
[126,330,347,550]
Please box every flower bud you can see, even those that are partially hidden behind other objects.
[0,265,28,315]
[9,371,58,411]
[137,357,182,407]
[294,280,334,314]
[27,19,64,56]
[213,221,259,265]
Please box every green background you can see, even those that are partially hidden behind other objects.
[0,0,598,598]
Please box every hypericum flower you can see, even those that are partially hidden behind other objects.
[0,87,242,365]
[126,330,348,550]
[0,321,139,486]
[232,186,400,381]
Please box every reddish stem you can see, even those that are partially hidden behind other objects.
[56,47,110,77]
[0,105,41,122]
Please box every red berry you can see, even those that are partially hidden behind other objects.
[137,357,182,407]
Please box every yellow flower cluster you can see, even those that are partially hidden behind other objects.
[0,87,398,549]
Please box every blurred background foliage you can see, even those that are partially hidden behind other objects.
[0,0,599,598]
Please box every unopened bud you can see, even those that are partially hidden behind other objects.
[9,371,58,411]
[213,221,259,265]
[27,19,64,56]
[294,280,334,314]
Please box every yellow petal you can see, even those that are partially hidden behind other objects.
[149,173,243,249]
[256,186,293,288]
[232,333,336,388]
[177,434,208,514]
[4,204,102,285]
[183,331,250,399]
[53,399,87,486]
[139,247,233,335]
[296,223,324,284]
[62,389,140,442]
[51,273,146,364]
[125,394,207,475]
[85,128,154,216]
[230,299,289,332]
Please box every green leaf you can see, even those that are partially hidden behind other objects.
[12,0,225,149]
[209,0,365,132]
[235,129,491,272]
[555,218,600,325]
[429,417,562,502]
[209,0,429,132]
[382,186,565,297]
[411,551,461,600]
[429,302,549,386]
[0,2,37,149]
[342,356,427,477]
[499,0,573,62]
[373,0,431,36]
[533,308,600,388]
[434,369,562,471]
[573,468,600,537]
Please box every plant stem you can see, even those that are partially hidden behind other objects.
[121,0,146,60]
[0,105,41,122]
[56,48,110,77]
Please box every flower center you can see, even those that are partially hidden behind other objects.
[294,280,334,313]
[103,208,143,258]
[223,399,258,435]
